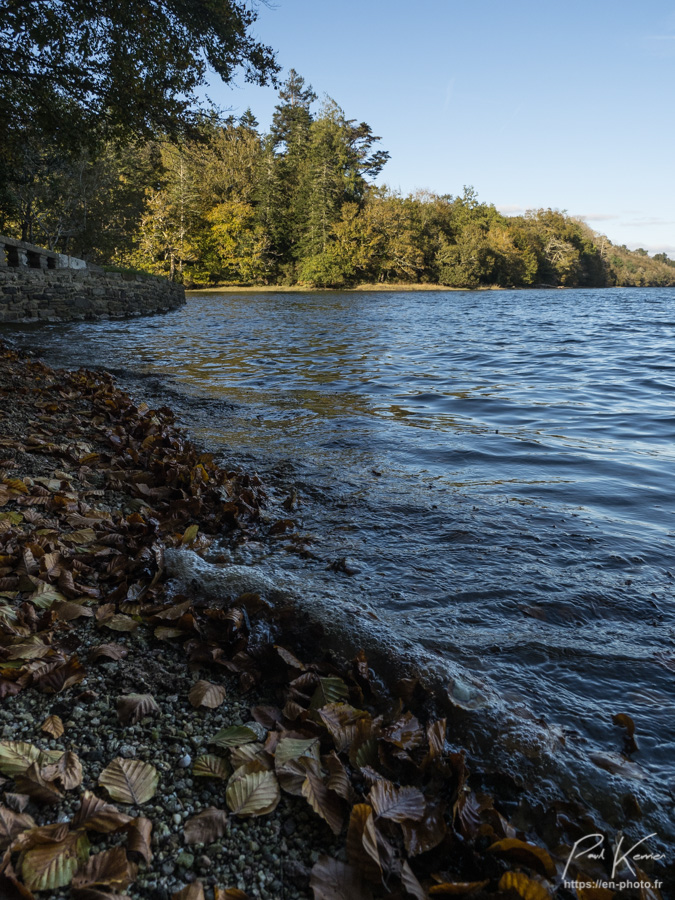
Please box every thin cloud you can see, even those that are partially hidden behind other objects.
[626,242,675,255]
[623,217,675,227]
[497,205,527,216]
[576,213,620,222]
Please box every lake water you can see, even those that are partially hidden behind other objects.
[8,287,675,842]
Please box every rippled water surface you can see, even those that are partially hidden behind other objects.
[7,287,675,837]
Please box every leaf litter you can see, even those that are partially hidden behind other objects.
[0,343,667,899]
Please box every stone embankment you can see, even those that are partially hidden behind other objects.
[0,234,185,322]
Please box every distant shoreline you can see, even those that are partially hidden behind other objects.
[186,282,506,293]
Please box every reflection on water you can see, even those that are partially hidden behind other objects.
[6,286,675,837]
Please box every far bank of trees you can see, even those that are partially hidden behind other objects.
[1,68,674,290]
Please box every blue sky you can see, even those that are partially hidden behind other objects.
[205,0,675,255]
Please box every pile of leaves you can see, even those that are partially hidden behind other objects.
[0,344,667,900]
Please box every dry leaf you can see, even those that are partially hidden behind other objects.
[98,759,158,805]
[211,725,260,749]
[20,828,90,892]
[400,860,427,900]
[71,847,137,891]
[226,768,280,817]
[72,791,132,833]
[40,715,64,739]
[346,805,381,884]
[89,644,128,664]
[0,741,60,777]
[184,808,228,845]
[172,883,205,900]
[126,817,153,864]
[15,762,63,805]
[192,754,232,781]
[116,694,160,725]
[0,805,35,849]
[188,680,227,709]
[41,750,83,790]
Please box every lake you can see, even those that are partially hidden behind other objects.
[8,286,675,842]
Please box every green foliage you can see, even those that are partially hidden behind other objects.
[1,62,673,291]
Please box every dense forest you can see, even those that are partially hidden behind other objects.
[2,69,674,290]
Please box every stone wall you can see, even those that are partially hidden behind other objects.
[0,235,185,322]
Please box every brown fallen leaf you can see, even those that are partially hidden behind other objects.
[498,871,551,900]
[89,644,128,664]
[71,790,132,833]
[369,780,425,823]
[188,680,227,709]
[172,883,205,900]
[71,847,137,891]
[346,805,381,884]
[126,817,153,864]
[0,804,35,849]
[19,828,90,892]
[488,838,556,879]
[400,860,427,900]
[301,770,344,835]
[41,750,83,790]
[226,767,280,817]
[98,759,158,805]
[401,800,447,856]
[192,754,232,781]
[184,807,228,845]
[214,889,251,900]
[116,694,160,725]
[14,763,63,805]
[428,882,489,896]
[310,855,375,900]
[40,715,64,739]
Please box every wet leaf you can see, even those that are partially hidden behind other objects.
[71,847,136,891]
[401,801,447,856]
[369,781,425,823]
[126,817,153,864]
[20,828,90,891]
[275,736,320,767]
[319,704,369,753]
[613,712,639,753]
[226,768,280,817]
[40,715,64,739]
[276,645,305,670]
[488,838,556,879]
[309,855,375,900]
[211,725,259,749]
[184,807,228,845]
[193,754,232,780]
[181,524,199,545]
[346,804,381,884]
[590,752,645,780]
[188,680,227,709]
[98,758,158,805]
[309,677,350,711]
[116,693,160,725]
[382,711,424,750]
[301,770,344,835]
[324,751,356,803]
[102,614,137,633]
[400,860,427,900]
[498,871,551,900]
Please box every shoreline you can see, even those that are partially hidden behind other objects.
[0,343,669,899]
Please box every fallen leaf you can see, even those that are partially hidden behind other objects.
[172,883,205,900]
[14,763,63,805]
[369,781,425,823]
[41,750,83,790]
[309,677,349,711]
[489,838,556,879]
[71,847,136,891]
[98,758,158,805]
[211,725,260,749]
[226,768,280,817]
[0,805,36,849]
[498,871,551,900]
[184,808,228,845]
[89,644,128,664]
[20,828,90,892]
[126,817,153,864]
[0,742,60,777]
[188,680,227,709]
[301,770,344,835]
[309,855,374,900]
[428,882,489,896]
[72,791,132,833]
[116,694,160,725]
[40,715,64,739]
[193,754,232,781]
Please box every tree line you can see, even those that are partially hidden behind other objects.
[1,65,673,289]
